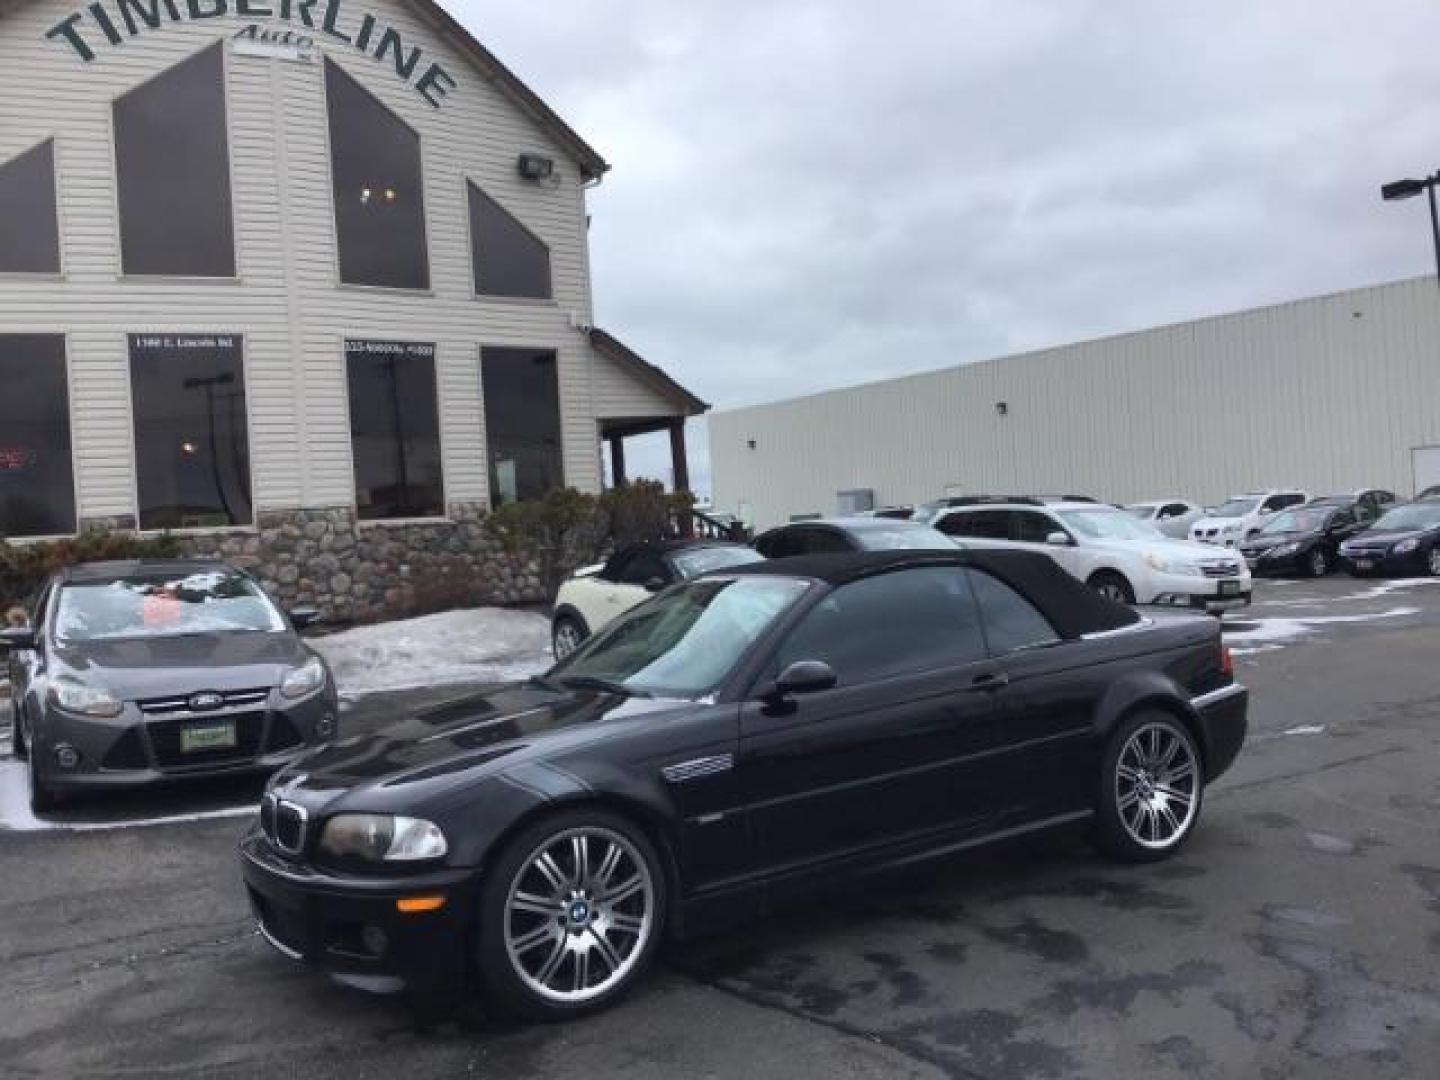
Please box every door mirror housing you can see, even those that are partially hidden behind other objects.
[288,606,321,630]
[0,626,37,651]
[772,660,838,698]
[643,577,667,593]
[1045,531,1071,547]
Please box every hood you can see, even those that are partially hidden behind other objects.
[1191,515,1249,530]
[569,562,606,580]
[271,680,697,813]
[1086,536,1230,562]
[1241,529,1316,551]
[54,631,310,701]
[1345,526,1435,546]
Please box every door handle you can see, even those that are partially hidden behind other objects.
[969,670,1009,693]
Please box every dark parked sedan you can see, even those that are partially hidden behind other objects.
[239,549,1246,1019]
[753,516,956,557]
[3,560,338,812]
[1238,503,1368,577]
[1339,500,1440,577]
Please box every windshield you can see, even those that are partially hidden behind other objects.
[55,571,287,642]
[1058,509,1164,541]
[854,523,954,549]
[1372,503,1440,531]
[1212,498,1262,518]
[550,576,809,698]
[670,545,765,579]
[1124,506,1157,520]
[1262,508,1333,534]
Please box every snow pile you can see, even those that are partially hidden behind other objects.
[312,607,553,697]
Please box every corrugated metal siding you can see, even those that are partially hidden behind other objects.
[0,0,657,521]
[711,279,1440,529]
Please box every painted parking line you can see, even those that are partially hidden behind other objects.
[0,760,256,834]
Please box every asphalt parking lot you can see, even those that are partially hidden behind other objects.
[2,576,1439,1079]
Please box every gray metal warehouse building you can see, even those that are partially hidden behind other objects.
[711,277,1440,530]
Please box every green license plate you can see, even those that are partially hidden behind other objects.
[1218,580,1242,596]
[180,721,237,753]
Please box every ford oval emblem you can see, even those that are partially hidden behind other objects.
[188,691,225,712]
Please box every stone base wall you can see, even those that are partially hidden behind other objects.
[159,504,544,624]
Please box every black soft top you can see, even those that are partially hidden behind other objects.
[725,549,1140,639]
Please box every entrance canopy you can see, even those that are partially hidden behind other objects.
[590,329,707,492]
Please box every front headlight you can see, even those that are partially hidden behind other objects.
[47,677,123,718]
[1269,542,1300,557]
[280,656,327,701]
[1394,537,1421,554]
[319,814,448,862]
[1144,552,1202,576]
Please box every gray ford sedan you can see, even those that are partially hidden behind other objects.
[3,560,338,812]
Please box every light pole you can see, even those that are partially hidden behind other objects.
[1381,173,1440,290]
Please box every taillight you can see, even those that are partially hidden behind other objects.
[1219,643,1234,677]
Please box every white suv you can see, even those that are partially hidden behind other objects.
[934,501,1251,611]
[1190,490,1308,548]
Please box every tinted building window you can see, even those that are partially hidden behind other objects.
[0,335,75,537]
[0,141,60,274]
[326,60,429,290]
[482,348,562,504]
[346,340,444,520]
[114,45,235,277]
[468,182,551,299]
[129,334,251,530]
[777,567,988,686]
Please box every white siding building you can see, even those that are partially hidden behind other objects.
[0,0,704,615]
[711,278,1440,530]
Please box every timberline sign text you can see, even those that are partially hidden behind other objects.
[45,0,458,108]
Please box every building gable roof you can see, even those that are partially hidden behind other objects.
[590,328,709,416]
[0,0,610,180]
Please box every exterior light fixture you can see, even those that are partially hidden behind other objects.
[996,401,1009,416]
[180,440,199,456]
[517,153,555,182]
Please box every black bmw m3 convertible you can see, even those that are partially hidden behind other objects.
[240,549,1247,1019]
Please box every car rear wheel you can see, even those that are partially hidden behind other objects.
[1307,548,1328,577]
[1428,547,1440,577]
[551,615,589,661]
[477,808,666,1020]
[1093,710,1203,863]
[1088,571,1135,605]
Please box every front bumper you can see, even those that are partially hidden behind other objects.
[31,690,338,793]
[239,829,479,989]
[1340,548,1425,576]
[1241,548,1308,576]
[1142,569,1252,612]
[1191,683,1248,782]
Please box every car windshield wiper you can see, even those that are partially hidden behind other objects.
[556,674,652,698]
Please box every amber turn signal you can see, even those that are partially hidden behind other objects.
[395,895,447,914]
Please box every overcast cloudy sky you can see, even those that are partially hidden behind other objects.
[451,0,1440,497]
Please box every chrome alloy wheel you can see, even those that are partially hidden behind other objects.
[552,622,583,660]
[1095,580,1128,603]
[1310,548,1327,576]
[1429,547,1440,577]
[503,827,655,1004]
[1115,723,1199,850]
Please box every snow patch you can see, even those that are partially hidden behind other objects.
[313,606,553,697]
[1284,724,1327,736]
[1225,607,1420,650]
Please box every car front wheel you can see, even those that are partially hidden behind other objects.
[1094,710,1203,863]
[1307,548,1328,577]
[477,809,667,1020]
[11,704,27,760]
[1428,546,1440,578]
[28,736,59,814]
[551,615,589,661]
[1088,571,1135,605]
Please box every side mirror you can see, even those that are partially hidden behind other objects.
[288,606,321,630]
[0,626,36,651]
[772,660,838,698]
[643,577,667,593]
[1045,531,1071,547]
[1259,507,1273,515]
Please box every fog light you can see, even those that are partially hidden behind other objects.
[361,924,389,956]
[54,744,80,769]
[317,713,336,738]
